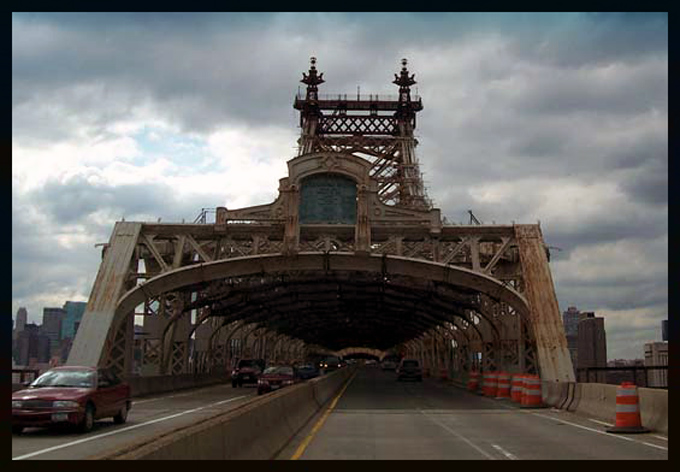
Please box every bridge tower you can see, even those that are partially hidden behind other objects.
[67,58,575,385]
[295,57,429,210]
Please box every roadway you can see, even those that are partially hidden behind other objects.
[12,381,256,460]
[279,365,668,460]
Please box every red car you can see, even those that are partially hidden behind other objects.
[257,365,298,395]
[12,366,131,434]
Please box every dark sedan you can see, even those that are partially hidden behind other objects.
[396,359,423,381]
[257,366,298,395]
[12,366,131,434]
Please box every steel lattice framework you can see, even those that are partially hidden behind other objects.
[67,59,575,384]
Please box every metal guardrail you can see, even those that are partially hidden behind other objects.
[295,93,421,102]
[577,366,668,389]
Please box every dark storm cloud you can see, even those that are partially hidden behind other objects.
[13,13,667,141]
[31,175,224,224]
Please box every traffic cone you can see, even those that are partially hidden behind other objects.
[495,371,511,399]
[482,371,498,397]
[520,374,549,408]
[606,382,650,434]
[467,371,480,393]
[510,374,525,403]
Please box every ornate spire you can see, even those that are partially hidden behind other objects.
[393,58,416,103]
[301,56,325,101]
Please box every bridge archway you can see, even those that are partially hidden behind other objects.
[96,252,530,377]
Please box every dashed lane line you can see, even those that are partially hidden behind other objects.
[491,444,518,460]
[530,412,668,452]
[419,410,497,460]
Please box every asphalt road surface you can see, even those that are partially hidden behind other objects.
[279,366,668,460]
[12,381,256,460]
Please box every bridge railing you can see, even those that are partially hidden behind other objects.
[576,366,668,389]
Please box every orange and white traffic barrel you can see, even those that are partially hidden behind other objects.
[467,371,480,393]
[520,374,547,408]
[482,371,498,397]
[495,371,511,399]
[606,382,650,434]
[510,374,525,403]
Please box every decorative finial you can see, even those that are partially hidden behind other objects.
[310,56,317,69]
[401,58,408,69]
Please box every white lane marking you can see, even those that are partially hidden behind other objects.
[491,444,518,460]
[530,412,668,452]
[13,395,248,460]
[134,395,178,405]
[652,435,668,441]
[588,419,613,427]
[640,442,668,451]
[419,411,496,460]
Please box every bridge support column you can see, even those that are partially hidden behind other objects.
[515,224,575,381]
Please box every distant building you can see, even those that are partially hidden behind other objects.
[15,307,28,333]
[562,306,580,372]
[61,301,87,341]
[42,307,66,351]
[661,319,668,342]
[577,313,607,382]
[14,323,51,366]
[644,342,668,388]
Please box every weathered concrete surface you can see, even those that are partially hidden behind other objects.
[515,224,575,382]
[98,367,354,460]
[638,387,668,434]
[67,222,142,369]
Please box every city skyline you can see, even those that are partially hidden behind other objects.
[12,13,668,360]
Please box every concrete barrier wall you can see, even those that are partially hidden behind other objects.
[541,381,667,434]
[638,387,668,434]
[95,367,355,460]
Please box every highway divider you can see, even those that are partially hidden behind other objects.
[93,367,355,460]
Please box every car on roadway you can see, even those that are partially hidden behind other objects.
[381,358,399,371]
[295,364,320,380]
[12,366,131,434]
[231,358,265,387]
[257,365,298,395]
[396,359,423,381]
[319,356,343,373]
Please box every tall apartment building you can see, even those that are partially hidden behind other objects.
[644,342,668,388]
[562,306,580,371]
[14,323,51,366]
[42,307,66,351]
[577,313,607,382]
[61,301,87,341]
[662,319,668,342]
[15,307,28,333]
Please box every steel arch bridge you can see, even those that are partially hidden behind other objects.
[67,59,575,383]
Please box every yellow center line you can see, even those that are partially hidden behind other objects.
[290,371,357,460]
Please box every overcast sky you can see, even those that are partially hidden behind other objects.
[12,12,667,360]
